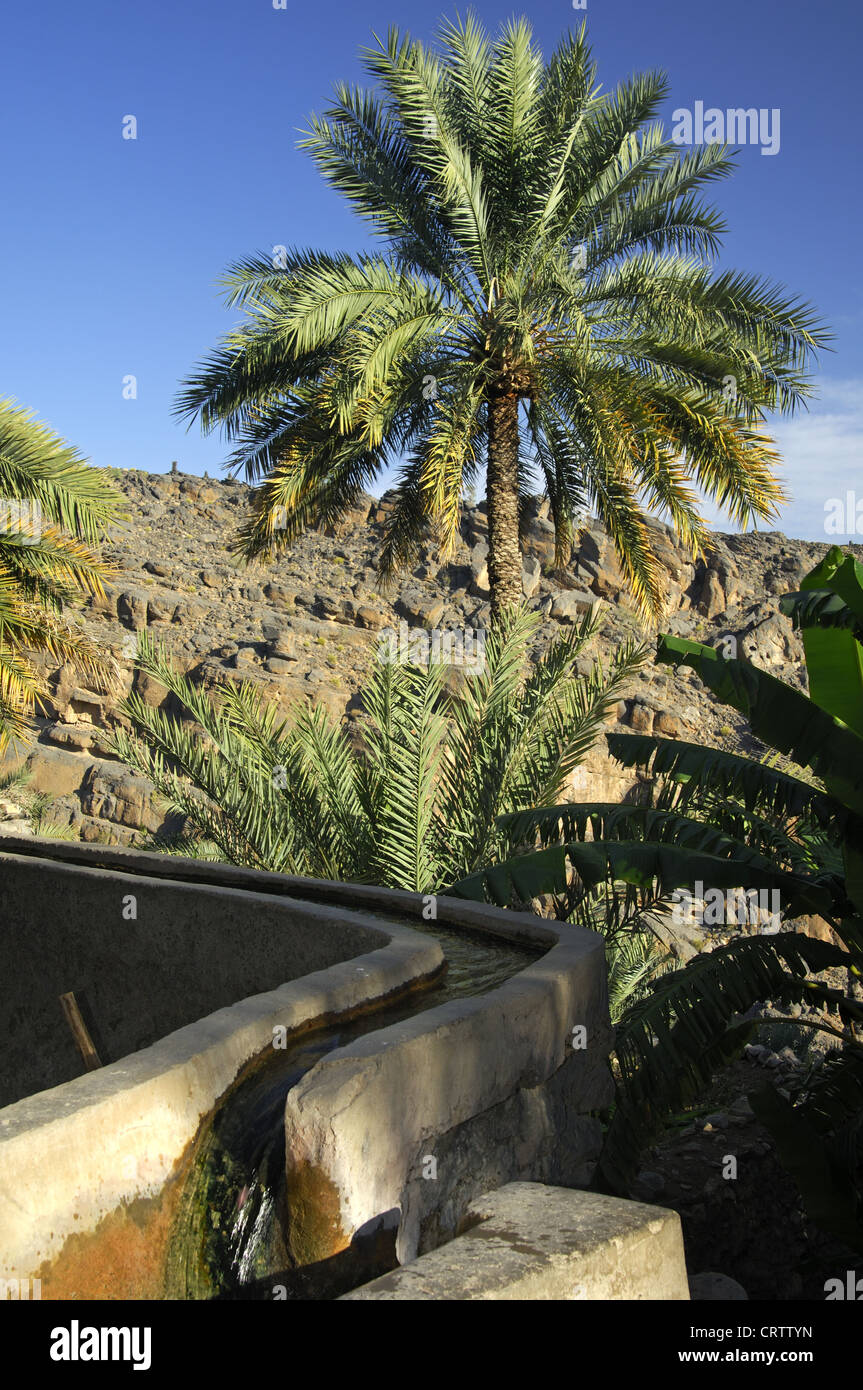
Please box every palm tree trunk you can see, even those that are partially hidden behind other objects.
[486,390,523,620]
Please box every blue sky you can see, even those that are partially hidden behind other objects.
[2,0,860,540]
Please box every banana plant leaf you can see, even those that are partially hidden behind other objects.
[448,836,836,919]
[606,732,844,829]
[599,931,857,1193]
[791,547,863,738]
[655,635,863,817]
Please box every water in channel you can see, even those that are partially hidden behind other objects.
[163,915,544,1301]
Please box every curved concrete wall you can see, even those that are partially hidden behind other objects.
[0,840,443,1282]
[281,893,613,1266]
[0,839,613,1293]
[1,851,388,1107]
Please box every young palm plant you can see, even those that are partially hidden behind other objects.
[563,884,674,1024]
[175,16,827,618]
[451,548,863,1248]
[0,398,122,750]
[107,607,646,891]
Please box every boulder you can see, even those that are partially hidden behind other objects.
[266,630,296,660]
[315,591,343,619]
[550,590,595,622]
[263,583,297,608]
[468,542,489,598]
[20,745,92,798]
[80,767,161,832]
[628,703,654,734]
[132,668,170,710]
[522,556,542,599]
[323,496,373,537]
[395,593,446,628]
[698,569,727,620]
[696,551,739,619]
[355,606,387,631]
[578,529,609,566]
[117,590,149,630]
[146,597,174,624]
[653,710,681,738]
[42,724,95,752]
[171,601,205,624]
[69,689,107,724]
[0,818,32,838]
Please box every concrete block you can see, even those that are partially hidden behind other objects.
[341,1182,689,1300]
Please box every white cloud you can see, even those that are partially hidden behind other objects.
[697,378,863,540]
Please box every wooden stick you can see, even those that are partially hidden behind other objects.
[59,992,103,1071]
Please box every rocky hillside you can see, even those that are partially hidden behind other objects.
[0,468,849,845]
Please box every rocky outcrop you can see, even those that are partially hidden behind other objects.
[1,467,852,843]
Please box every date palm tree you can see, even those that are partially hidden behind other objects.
[176,16,827,618]
[0,398,121,749]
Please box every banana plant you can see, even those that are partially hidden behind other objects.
[449,547,863,1248]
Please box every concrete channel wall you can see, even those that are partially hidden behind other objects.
[0,838,613,1292]
[0,840,443,1283]
[0,852,388,1108]
[281,891,613,1266]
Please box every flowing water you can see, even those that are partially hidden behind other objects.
[163,916,544,1300]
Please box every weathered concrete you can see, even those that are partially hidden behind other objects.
[340,1183,690,1300]
[0,849,391,1107]
[0,836,558,952]
[284,904,612,1266]
[0,844,444,1281]
[0,839,614,1293]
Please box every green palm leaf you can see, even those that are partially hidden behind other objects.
[175,17,827,618]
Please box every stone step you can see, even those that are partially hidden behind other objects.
[340,1182,688,1300]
